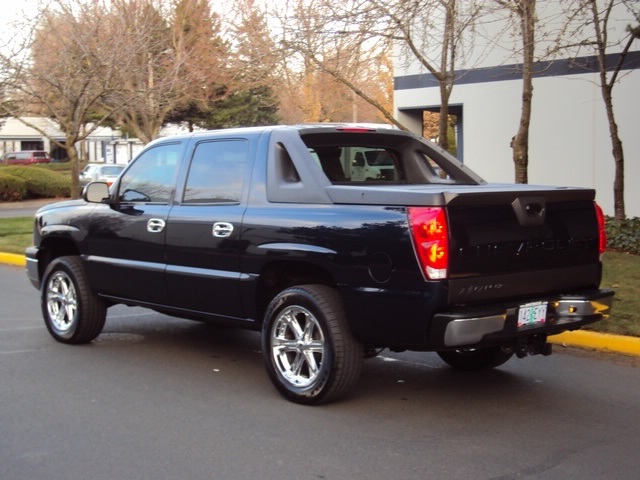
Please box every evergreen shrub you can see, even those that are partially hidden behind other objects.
[0,166,70,199]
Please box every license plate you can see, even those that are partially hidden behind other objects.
[517,301,547,328]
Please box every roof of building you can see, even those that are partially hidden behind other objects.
[0,117,119,139]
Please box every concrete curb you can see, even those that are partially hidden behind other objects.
[2,252,638,357]
[549,330,640,357]
[0,252,27,267]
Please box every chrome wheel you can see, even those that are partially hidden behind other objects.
[262,285,363,404]
[41,256,106,344]
[46,270,78,335]
[270,305,326,388]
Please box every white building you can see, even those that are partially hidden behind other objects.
[394,2,639,217]
[0,117,142,164]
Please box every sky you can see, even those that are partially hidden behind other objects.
[0,0,42,46]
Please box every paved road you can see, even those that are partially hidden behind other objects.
[0,199,61,218]
[2,264,639,480]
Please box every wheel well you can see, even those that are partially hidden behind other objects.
[37,237,80,281]
[255,261,336,322]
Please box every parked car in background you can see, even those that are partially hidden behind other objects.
[1,150,51,165]
[79,163,125,189]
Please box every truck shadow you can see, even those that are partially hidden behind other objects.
[93,307,586,413]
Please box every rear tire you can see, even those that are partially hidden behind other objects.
[41,256,106,344]
[262,285,363,405]
[437,346,513,371]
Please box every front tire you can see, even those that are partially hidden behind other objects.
[437,346,514,371]
[41,256,106,344]
[262,285,363,405]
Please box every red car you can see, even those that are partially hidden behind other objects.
[2,150,52,165]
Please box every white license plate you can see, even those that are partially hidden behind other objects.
[517,301,547,328]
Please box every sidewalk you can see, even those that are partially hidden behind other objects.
[0,198,58,209]
[2,251,638,358]
[0,198,62,218]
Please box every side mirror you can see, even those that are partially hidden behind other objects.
[83,182,111,203]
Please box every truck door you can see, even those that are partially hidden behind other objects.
[164,138,250,321]
[84,142,183,305]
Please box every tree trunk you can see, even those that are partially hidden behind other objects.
[436,0,455,152]
[511,0,535,184]
[438,81,450,152]
[601,84,626,220]
[66,142,81,199]
[589,0,627,220]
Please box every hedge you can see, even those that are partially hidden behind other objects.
[0,172,27,201]
[606,217,640,256]
[0,165,70,199]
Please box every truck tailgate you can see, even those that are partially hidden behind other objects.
[444,187,601,305]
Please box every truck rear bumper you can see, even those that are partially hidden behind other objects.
[433,289,614,348]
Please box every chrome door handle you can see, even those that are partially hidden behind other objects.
[212,222,234,238]
[147,218,166,233]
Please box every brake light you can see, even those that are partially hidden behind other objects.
[408,207,449,280]
[595,203,607,255]
[335,127,375,132]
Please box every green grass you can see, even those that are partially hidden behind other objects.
[596,251,640,337]
[0,217,637,336]
[0,217,33,255]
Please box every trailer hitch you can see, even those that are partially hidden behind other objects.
[504,334,553,358]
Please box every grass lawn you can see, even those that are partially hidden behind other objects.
[0,217,637,336]
[0,217,33,255]
[598,251,640,337]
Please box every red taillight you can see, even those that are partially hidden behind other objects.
[595,202,607,255]
[408,207,449,280]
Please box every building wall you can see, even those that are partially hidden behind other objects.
[393,2,640,218]
[0,117,141,165]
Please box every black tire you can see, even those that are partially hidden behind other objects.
[41,256,106,344]
[261,284,363,405]
[437,346,514,371]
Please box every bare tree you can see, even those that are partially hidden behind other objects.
[273,0,481,148]
[495,0,536,184]
[582,0,638,220]
[106,0,234,143]
[381,0,482,149]
[0,0,142,197]
[541,0,638,219]
[270,0,399,127]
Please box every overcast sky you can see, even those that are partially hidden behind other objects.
[0,0,41,46]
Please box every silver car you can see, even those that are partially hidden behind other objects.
[79,163,125,189]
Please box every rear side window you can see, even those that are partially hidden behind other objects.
[118,143,182,203]
[301,131,478,185]
[183,139,249,204]
[310,146,400,182]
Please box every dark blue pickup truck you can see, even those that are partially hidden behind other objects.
[26,125,614,404]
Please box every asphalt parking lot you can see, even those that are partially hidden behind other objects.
[2,261,640,480]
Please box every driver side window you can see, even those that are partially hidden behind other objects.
[118,143,182,203]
